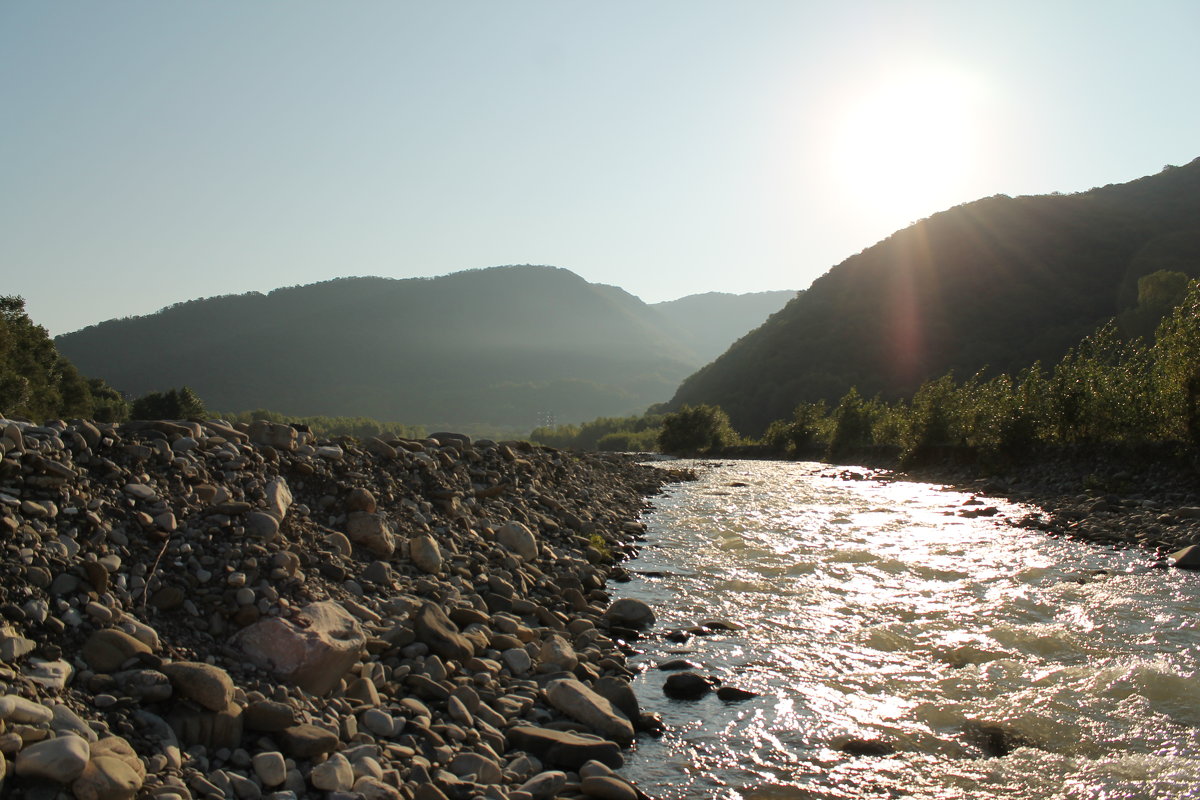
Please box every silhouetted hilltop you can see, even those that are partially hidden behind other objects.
[651,290,797,363]
[55,266,788,430]
[667,158,1200,435]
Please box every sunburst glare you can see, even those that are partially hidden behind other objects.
[830,65,985,226]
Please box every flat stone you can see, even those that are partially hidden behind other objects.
[278,724,339,759]
[413,603,474,662]
[82,629,152,673]
[544,678,634,745]
[580,775,638,800]
[161,662,235,712]
[0,694,54,725]
[506,726,623,771]
[23,659,73,691]
[517,770,568,800]
[72,755,143,800]
[15,734,90,781]
[244,700,300,732]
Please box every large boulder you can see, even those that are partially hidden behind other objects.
[231,601,366,696]
[544,679,635,745]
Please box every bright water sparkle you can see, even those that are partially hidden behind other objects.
[618,460,1200,800]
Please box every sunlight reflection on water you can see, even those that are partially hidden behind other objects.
[618,460,1200,799]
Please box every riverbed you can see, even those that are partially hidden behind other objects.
[618,460,1200,799]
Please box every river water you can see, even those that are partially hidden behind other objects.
[617,460,1200,800]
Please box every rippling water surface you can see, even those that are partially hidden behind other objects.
[617,460,1200,799]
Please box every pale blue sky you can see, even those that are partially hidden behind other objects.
[4,1,1198,335]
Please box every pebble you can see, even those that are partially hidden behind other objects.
[0,418,683,800]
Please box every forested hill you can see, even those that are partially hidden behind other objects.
[651,290,798,363]
[54,266,788,430]
[668,157,1200,435]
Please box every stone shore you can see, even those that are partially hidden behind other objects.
[0,418,690,800]
[888,450,1200,561]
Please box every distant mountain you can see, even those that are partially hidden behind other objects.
[651,290,797,363]
[667,158,1200,435]
[55,266,791,431]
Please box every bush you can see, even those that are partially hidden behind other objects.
[131,387,207,420]
[826,388,875,458]
[658,404,738,455]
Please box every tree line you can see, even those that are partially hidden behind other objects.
[538,278,1200,464]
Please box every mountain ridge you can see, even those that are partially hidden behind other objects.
[55,265,793,430]
[667,158,1200,435]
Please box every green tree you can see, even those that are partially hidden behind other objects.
[826,388,875,459]
[658,404,737,455]
[131,386,207,420]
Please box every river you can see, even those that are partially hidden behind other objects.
[616,460,1200,800]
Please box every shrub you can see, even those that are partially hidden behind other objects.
[658,404,738,455]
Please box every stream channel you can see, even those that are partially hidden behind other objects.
[615,459,1200,799]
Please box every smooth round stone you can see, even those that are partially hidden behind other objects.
[249,753,284,786]
[16,734,91,782]
[360,708,395,737]
[580,775,639,800]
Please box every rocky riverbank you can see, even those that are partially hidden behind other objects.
[886,448,1200,562]
[0,417,691,800]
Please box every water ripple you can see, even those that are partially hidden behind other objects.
[619,460,1200,799]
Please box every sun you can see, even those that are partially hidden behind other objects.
[830,67,982,225]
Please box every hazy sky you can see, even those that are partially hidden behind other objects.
[4,1,1198,335]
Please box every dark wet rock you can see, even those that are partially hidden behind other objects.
[656,659,700,671]
[838,737,895,756]
[663,671,718,699]
[1168,544,1200,568]
[966,721,1039,757]
[603,598,655,630]
[716,686,758,701]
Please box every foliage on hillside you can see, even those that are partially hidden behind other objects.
[668,158,1200,435]
[0,296,128,422]
[759,279,1200,464]
[56,266,718,430]
[529,414,663,452]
